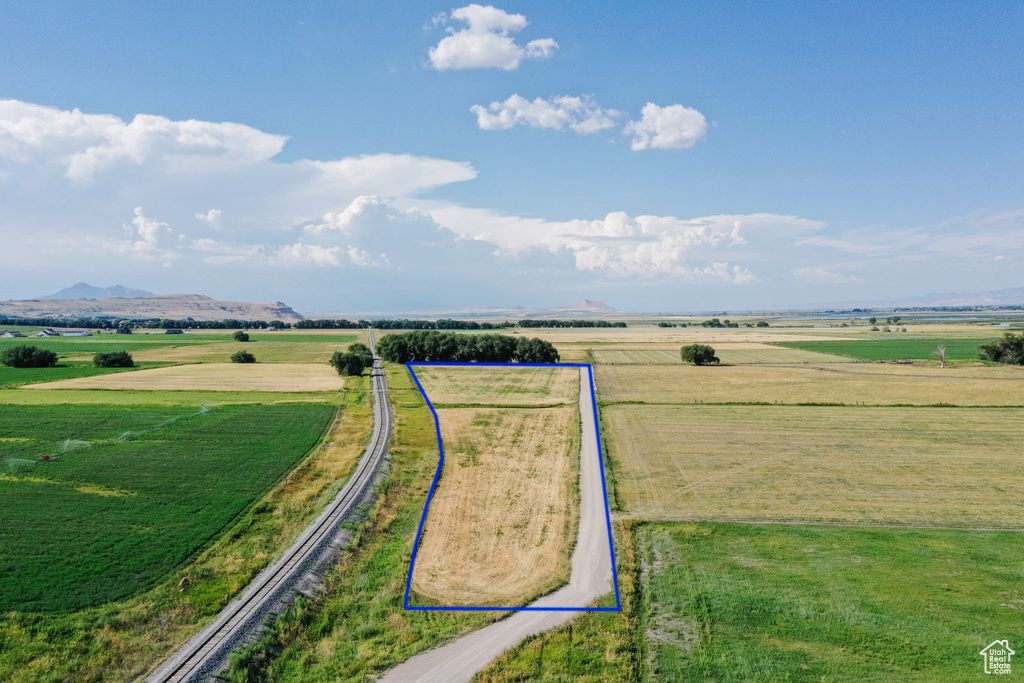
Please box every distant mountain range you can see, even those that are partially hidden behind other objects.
[309,299,626,319]
[40,283,156,300]
[820,286,1024,310]
[3,292,304,322]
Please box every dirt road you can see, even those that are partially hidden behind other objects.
[380,365,615,683]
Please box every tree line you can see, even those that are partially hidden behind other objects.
[0,316,291,330]
[376,331,559,364]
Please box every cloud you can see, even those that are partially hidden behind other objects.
[793,266,864,284]
[414,202,824,282]
[77,207,181,266]
[471,95,620,134]
[0,99,287,182]
[0,98,477,246]
[268,243,345,267]
[195,209,221,226]
[428,4,558,70]
[623,103,708,151]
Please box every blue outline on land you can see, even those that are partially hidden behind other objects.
[402,361,621,612]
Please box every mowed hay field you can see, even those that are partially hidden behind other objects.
[605,404,1024,527]
[24,362,346,392]
[410,406,578,607]
[0,403,335,612]
[411,365,579,405]
[593,345,849,365]
[596,363,1024,405]
[638,522,1024,682]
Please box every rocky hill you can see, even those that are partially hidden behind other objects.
[0,294,305,322]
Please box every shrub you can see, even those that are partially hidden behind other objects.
[980,332,1024,365]
[0,345,58,368]
[233,330,250,342]
[329,350,367,376]
[756,321,770,328]
[231,351,256,363]
[93,351,134,368]
[681,344,719,366]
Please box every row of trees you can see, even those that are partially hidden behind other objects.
[517,319,627,328]
[376,331,559,364]
[0,316,292,330]
[298,318,624,330]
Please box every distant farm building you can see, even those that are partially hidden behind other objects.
[63,331,90,337]
[35,329,59,337]
[165,329,184,334]
[3,331,25,338]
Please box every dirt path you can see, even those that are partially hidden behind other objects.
[379,366,614,683]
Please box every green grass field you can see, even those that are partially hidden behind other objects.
[638,522,1024,681]
[0,388,344,406]
[0,403,334,612]
[775,338,995,361]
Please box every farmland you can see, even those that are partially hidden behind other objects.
[602,404,1024,526]
[0,361,169,388]
[0,402,335,612]
[410,364,579,405]
[25,362,348,392]
[259,362,500,681]
[775,337,997,361]
[2,316,1022,682]
[595,363,1024,405]
[410,406,578,607]
[637,522,1024,682]
[593,346,849,365]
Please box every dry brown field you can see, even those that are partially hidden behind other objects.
[25,363,346,392]
[605,404,1024,527]
[595,363,1024,405]
[412,365,579,405]
[410,406,578,607]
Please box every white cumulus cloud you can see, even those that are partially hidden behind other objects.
[471,95,620,134]
[623,102,708,151]
[428,4,558,70]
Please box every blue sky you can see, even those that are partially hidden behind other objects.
[1,1,1022,313]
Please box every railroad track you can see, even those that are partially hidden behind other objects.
[147,329,392,683]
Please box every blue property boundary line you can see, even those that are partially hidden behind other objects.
[402,361,621,612]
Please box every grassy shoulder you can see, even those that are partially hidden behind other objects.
[0,396,372,682]
[636,522,1024,682]
[266,363,501,681]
